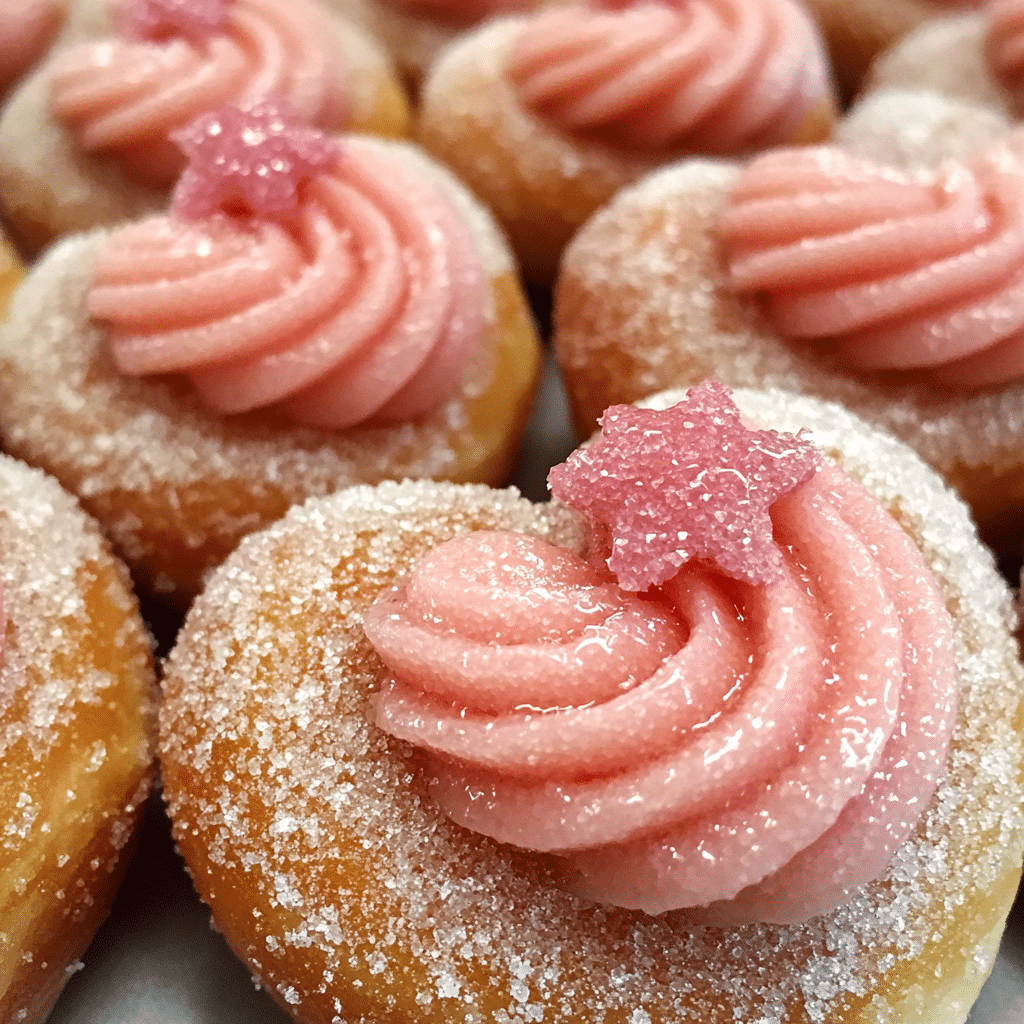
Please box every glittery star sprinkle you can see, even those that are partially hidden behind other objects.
[119,0,231,41]
[548,380,821,591]
[170,100,341,221]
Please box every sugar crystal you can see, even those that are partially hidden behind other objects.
[548,380,820,590]
[119,0,230,42]
[170,100,341,221]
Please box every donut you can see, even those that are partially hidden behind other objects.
[553,127,1024,549]
[416,0,839,284]
[0,452,157,1024]
[158,382,1024,1024]
[0,104,542,607]
[0,0,410,254]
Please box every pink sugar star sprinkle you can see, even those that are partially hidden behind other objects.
[548,381,821,591]
[170,100,341,221]
[119,0,231,41]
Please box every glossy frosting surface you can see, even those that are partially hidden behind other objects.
[364,388,960,921]
[88,136,486,429]
[507,0,831,152]
[49,0,350,185]
[720,142,1024,391]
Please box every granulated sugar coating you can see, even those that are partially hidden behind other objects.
[0,454,156,1022]
[416,9,836,285]
[417,17,670,283]
[159,390,1024,1024]
[0,136,539,605]
[553,157,1024,548]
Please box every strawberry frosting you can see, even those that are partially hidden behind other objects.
[720,142,1024,391]
[507,0,832,153]
[48,0,350,186]
[0,0,63,95]
[87,137,486,429]
[363,389,959,922]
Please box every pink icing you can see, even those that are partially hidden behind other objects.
[548,381,820,590]
[117,0,230,40]
[507,0,831,153]
[170,100,342,219]
[87,130,485,429]
[48,0,349,186]
[363,391,959,922]
[0,0,63,94]
[720,142,1024,391]
[987,0,1024,108]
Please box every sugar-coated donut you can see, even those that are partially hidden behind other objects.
[0,0,410,254]
[158,385,1024,1024]
[0,453,157,1024]
[416,0,838,284]
[0,113,542,608]
[553,130,1024,549]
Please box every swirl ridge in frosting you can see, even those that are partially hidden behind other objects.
[49,0,350,185]
[364,460,958,922]
[506,0,833,153]
[719,142,1024,391]
[87,137,486,429]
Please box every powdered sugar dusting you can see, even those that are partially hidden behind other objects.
[159,399,1024,1024]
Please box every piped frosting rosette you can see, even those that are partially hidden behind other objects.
[363,381,960,923]
[87,102,485,429]
[719,140,1024,392]
[49,0,351,185]
[507,0,834,152]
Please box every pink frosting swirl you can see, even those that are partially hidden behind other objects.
[987,0,1024,108]
[48,0,350,186]
[0,0,62,95]
[507,0,832,153]
[86,139,486,429]
[720,142,1024,391]
[364,463,959,922]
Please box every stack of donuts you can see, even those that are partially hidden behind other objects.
[2,1,1024,1023]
